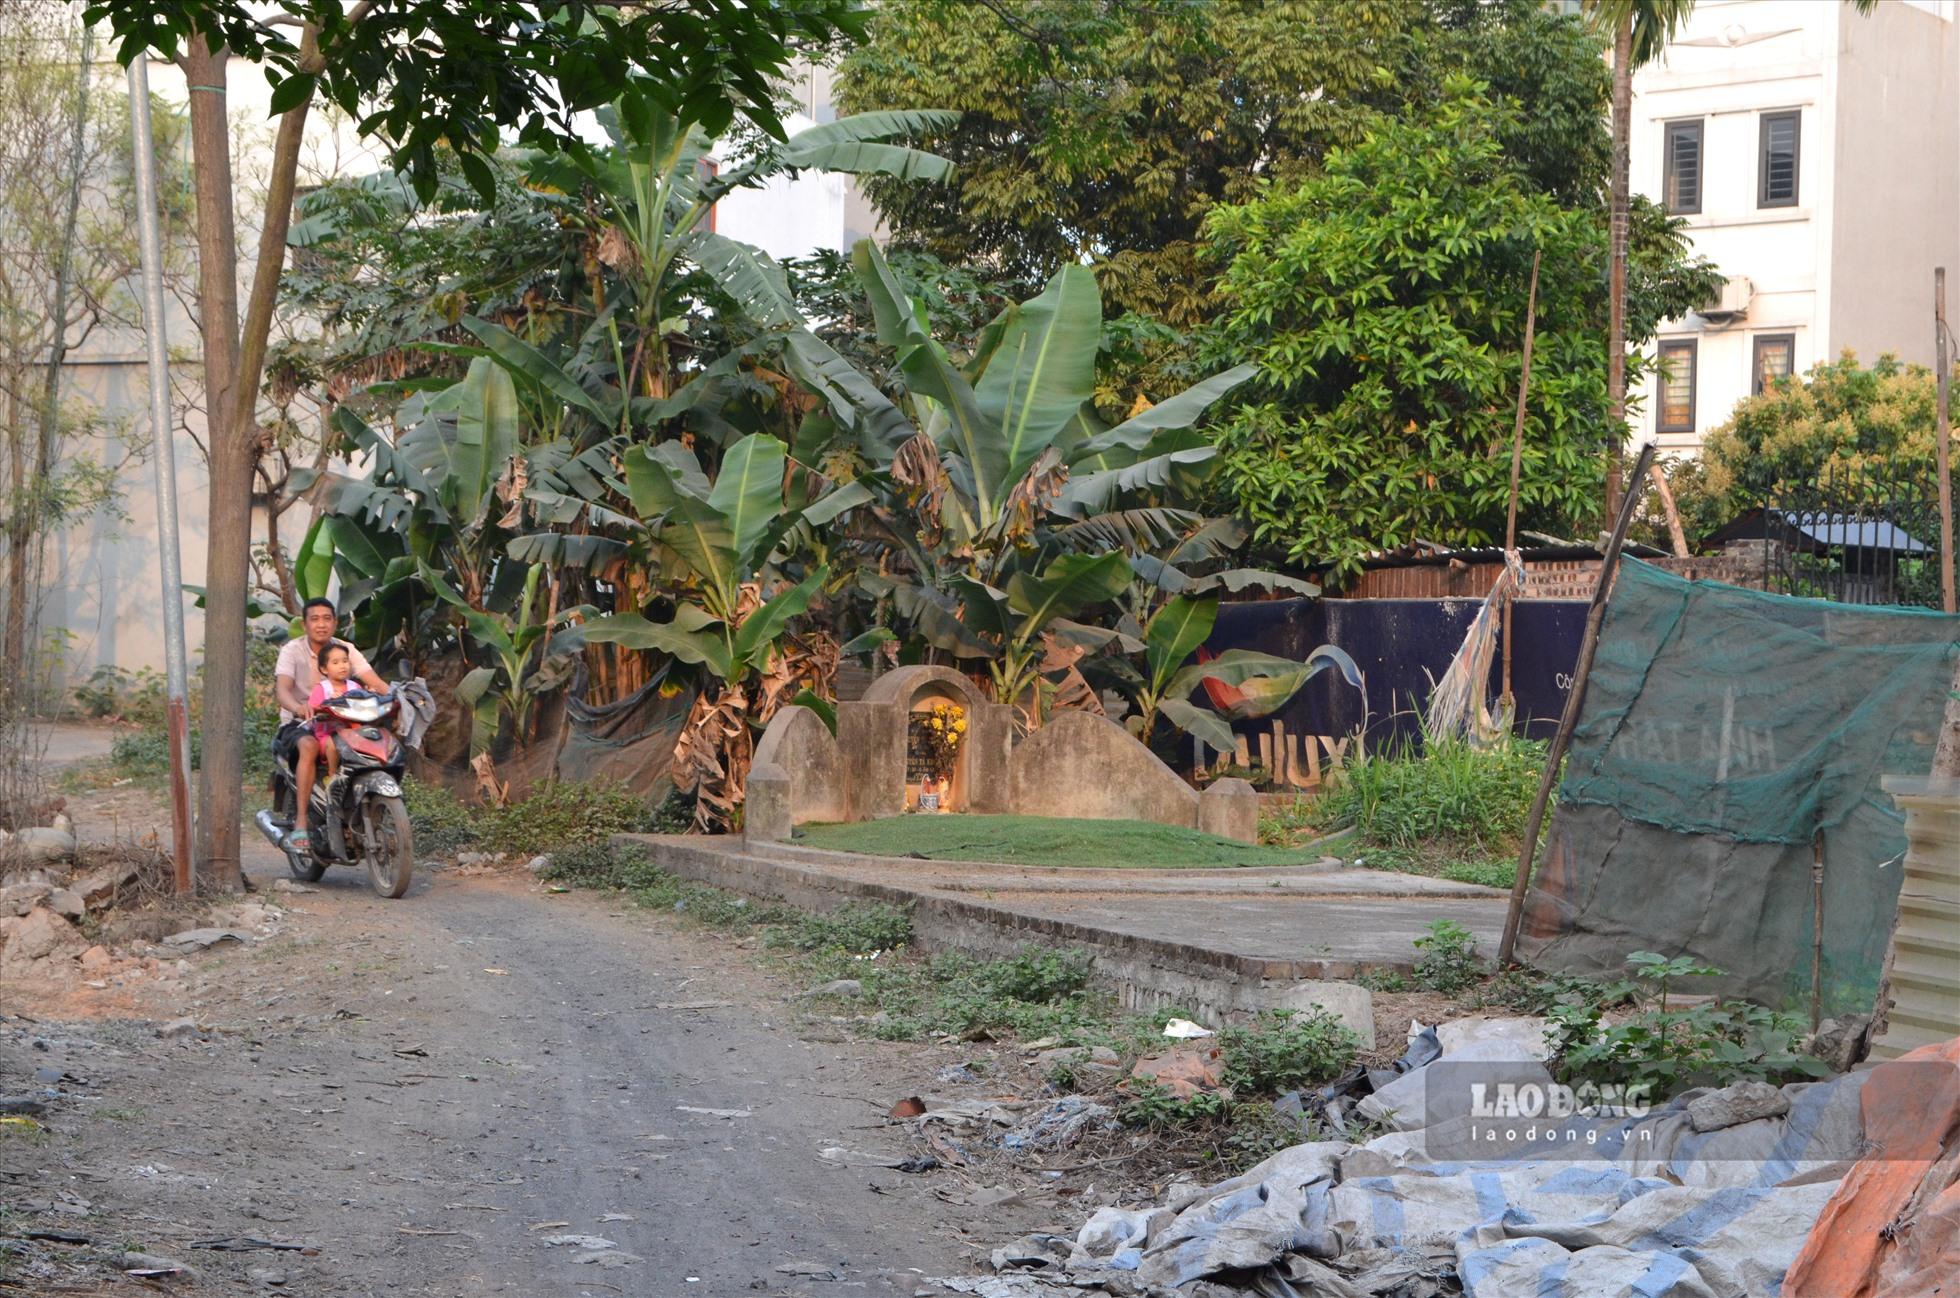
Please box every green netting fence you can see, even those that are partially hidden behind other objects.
[1519,559,1960,1015]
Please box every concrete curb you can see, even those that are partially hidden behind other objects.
[611,834,1514,1041]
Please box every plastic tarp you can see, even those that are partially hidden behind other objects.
[964,1022,1896,1298]
[1520,560,1960,1014]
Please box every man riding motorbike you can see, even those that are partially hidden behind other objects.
[273,598,387,851]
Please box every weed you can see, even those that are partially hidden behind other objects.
[1219,1009,1358,1094]
[404,778,480,856]
[1544,951,1828,1095]
[1120,1079,1232,1131]
[406,778,659,859]
[1356,968,1408,993]
[1411,919,1482,994]
[477,780,656,857]
[1316,735,1544,850]
[778,902,914,955]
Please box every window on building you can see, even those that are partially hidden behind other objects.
[1753,334,1795,394]
[1656,339,1697,433]
[1759,111,1800,208]
[1663,120,1703,215]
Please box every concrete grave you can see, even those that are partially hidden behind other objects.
[746,667,1257,845]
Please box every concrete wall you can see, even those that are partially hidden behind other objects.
[749,704,847,825]
[1007,711,1200,828]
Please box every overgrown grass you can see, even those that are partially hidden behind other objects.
[1306,735,1547,888]
[799,814,1323,869]
[404,777,670,858]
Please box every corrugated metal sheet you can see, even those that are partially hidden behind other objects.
[1870,780,1960,1060]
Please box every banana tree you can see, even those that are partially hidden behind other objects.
[573,431,844,828]
[946,551,1133,723]
[531,93,956,403]
[422,561,584,758]
[1123,595,1364,755]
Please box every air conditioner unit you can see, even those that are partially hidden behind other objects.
[1697,276,1754,323]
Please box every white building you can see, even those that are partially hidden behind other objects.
[1629,0,1960,453]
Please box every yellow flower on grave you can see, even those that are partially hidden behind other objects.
[953,718,967,733]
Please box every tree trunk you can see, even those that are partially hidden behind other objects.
[2,384,26,701]
[180,36,246,888]
[185,28,321,888]
[1604,17,1632,524]
[1648,460,1690,557]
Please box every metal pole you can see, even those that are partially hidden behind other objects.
[1497,440,1656,966]
[127,54,196,894]
[1935,268,1953,615]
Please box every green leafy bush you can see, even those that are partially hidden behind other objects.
[1545,951,1827,1095]
[861,947,1104,1043]
[1220,1009,1359,1094]
[477,779,655,856]
[780,902,914,955]
[1412,920,1483,994]
[403,778,481,856]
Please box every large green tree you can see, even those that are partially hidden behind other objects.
[1201,79,1713,579]
[838,0,1613,330]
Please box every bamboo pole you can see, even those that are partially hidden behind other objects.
[1497,441,1656,965]
[1501,251,1542,709]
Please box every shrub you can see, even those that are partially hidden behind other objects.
[1220,1008,1359,1094]
[1316,735,1544,852]
[403,778,480,856]
[862,947,1105,1043]
[1412,919,1483,994]
[477,779,654,856]
[1545,951,1827,1095]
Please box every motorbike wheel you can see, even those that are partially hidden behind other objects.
[280,790,327,883]
[362,796,414,899]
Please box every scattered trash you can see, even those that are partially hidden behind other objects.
[1687,1078,1792,1133]
[121,1251,193,1280]
[776,1260,838,1279]
[269,879,317,895]
[676,1105,752,1119]
[598,1213,635,1223]
[159,927,250,953]
[155,1018,201,1040]
[541,1234,616,1250]
[935,1063,984,1084]
[1000,1097,1115,1153]
[1160,1018,1213,1039]
[889,1095,926,1119]
[0,1096,46,1115]
[482,968,508,976]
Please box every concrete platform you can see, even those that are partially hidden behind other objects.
[618,833,1510,1038]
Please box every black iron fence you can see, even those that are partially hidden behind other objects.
[1757,467,1950,609]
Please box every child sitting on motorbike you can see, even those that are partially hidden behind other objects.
[293,643,355,844]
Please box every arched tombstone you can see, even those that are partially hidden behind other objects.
[839,666,1012,821]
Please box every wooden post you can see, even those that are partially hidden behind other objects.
[1497,441,1656,965]
[1936,268,1953,615]
[1811,827,1826,1034]
[1501,250,1542,708]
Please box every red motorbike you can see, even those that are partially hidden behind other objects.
[256,689,414,898]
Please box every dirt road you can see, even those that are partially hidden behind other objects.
[3,861,1055,1296]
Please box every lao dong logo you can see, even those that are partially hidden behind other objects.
[1471,1081,1652,1121]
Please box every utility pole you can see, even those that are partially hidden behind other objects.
[127,53,196,893]
[1937,267,1953,616]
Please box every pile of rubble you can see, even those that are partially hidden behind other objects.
[0,847,281,995]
